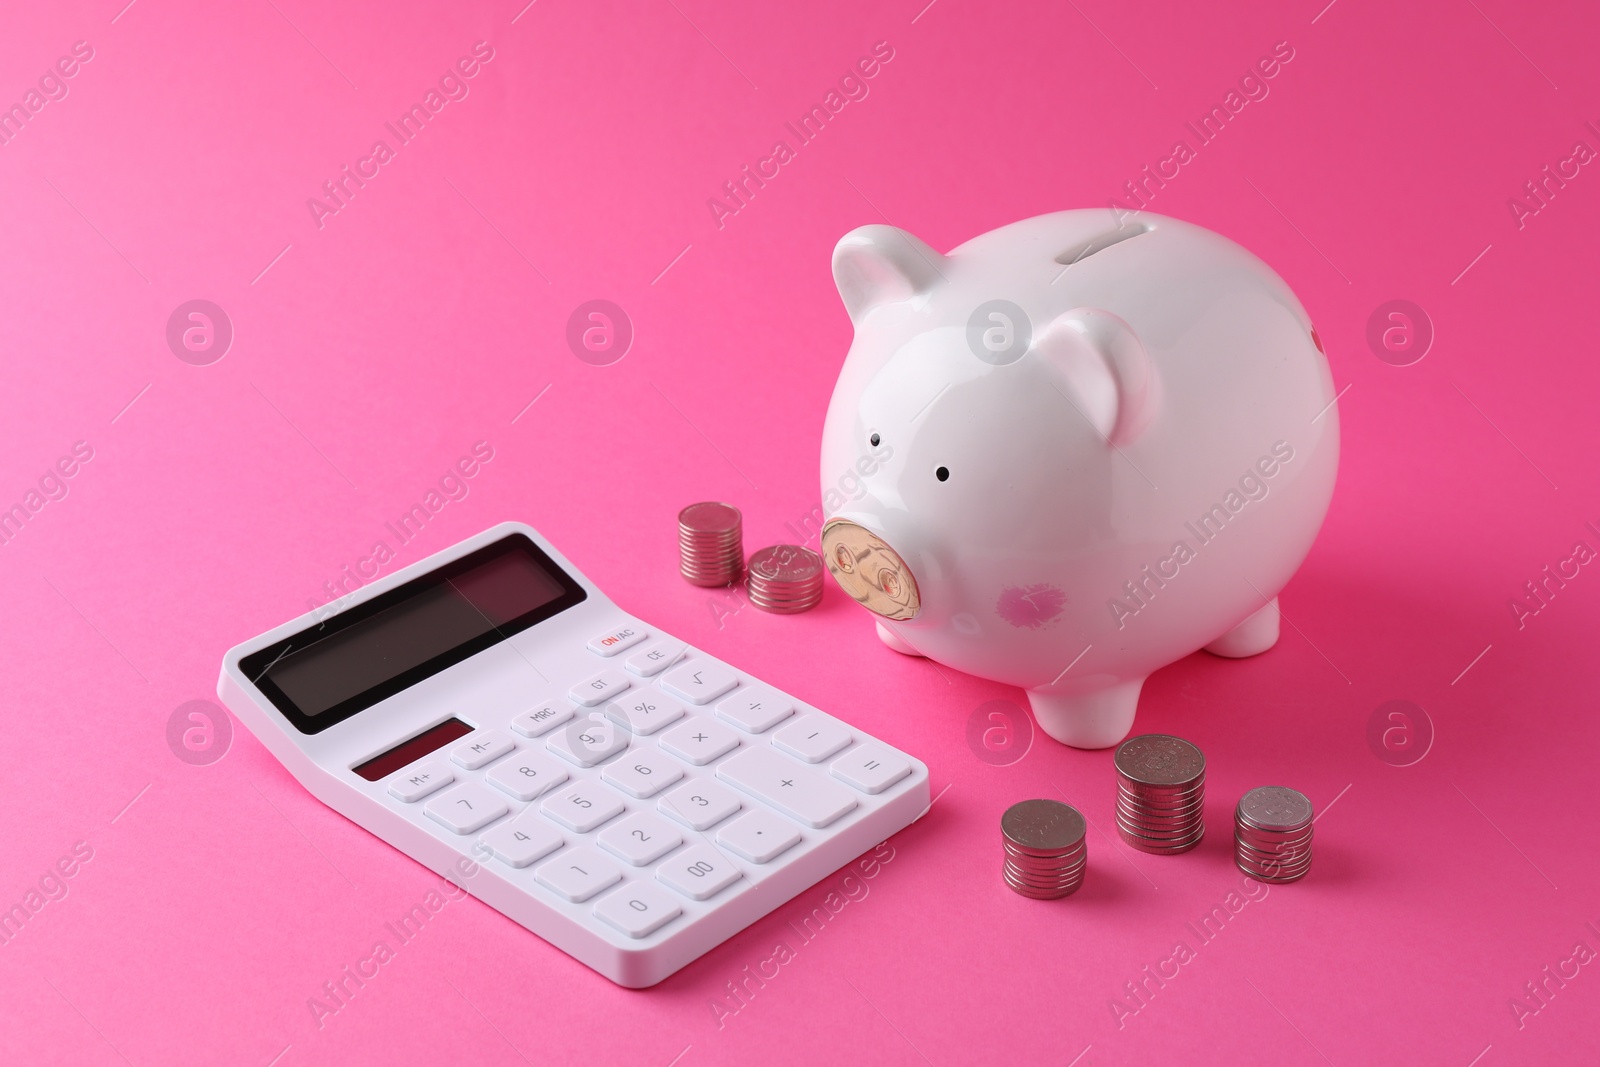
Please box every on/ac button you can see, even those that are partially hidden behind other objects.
[587,625,649,657]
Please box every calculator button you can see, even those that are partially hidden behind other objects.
[657,780,743,831]
[602,748,684,799]
[485,751,569,801]
[717,748,858,829]
[773,716,852,764]
[605,689,687,736]
[510,700,574,738]
[716,809,802,864]
[657,844,743,901]
[479,812,564,868]
[625,639,686,677]
[424,782,510,835]
[831,746,912,794]
[386,761,454,802]
[659,718,741,766]
[588,625,648,657]
[450,730,516,770]
[570,670,630,707]
[714,687,795,734]
[597,812,684,866]
[540,783,627,833]
[546,713,631,768]
[593,882,683,938]
[535,846,621,902]
[660,662,739,705]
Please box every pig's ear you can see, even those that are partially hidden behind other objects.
[1033,308,1157,445]
[832,225,947,323]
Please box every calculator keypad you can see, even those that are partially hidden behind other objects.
[369,620,920,949]
[510,700,573,738]
[542,782,627,833]
[387,760,454,802]
[570,670,630,707]
[597,812,683,866]
[485,751,568,801]
[604,689,686,735]
[536,846,622,902]
[657,779,742,831]
[658,717,741,765]
[425,782,510,834]
[624,639,685,677]
[481,812,564,868]
[546,714,630,767]
[451,729,516,769]
[601,748,684,799]
[593,882,682,938]
[656,844,743,900]
[660,662,738,705]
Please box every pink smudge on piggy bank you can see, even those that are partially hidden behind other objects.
[996,584,1067,629]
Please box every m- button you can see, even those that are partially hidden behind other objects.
[450,730,515,770]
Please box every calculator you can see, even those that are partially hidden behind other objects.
[217,522,929,987]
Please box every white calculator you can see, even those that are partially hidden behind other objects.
[217,522,929,987]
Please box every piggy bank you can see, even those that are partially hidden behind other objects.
[818,211,1338,749]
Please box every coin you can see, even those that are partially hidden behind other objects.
[1001,799,1088,899]
[1114,734,1206,786]
[1237,786,1313,831]
[679,502,744,587]
[1002,800,1087,851]
[1234,786,1314,883]
[1115,734,1206,854]
[746,544,825,614]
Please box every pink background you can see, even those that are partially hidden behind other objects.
[3,0,1598,1063]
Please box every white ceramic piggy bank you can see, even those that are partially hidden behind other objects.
[818,210,1338,749]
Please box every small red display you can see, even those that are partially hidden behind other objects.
[353,718,473,782]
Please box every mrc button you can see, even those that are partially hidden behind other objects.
[587,626,649,657]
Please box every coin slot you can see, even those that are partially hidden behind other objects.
[1054,222,1151,267]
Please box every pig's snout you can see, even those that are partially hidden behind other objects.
[820,519,921,621]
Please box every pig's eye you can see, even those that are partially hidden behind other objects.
[935,466,950,482]
[869,433,881,447]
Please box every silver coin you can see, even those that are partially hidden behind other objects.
[1003,873,1083,899]
[1237,859,1311,883]
[1117,818,1205,850]
[1237,786,1313,831]
[1119,791,1206,814]
[1005,856,1088,878]
[1114,734,1205,786]
[1234,842,1311,865]
[1235,826,1313,851]
[679,502,742,534]
[1002,800,1087,852]
[1123,836,1204,856]
[747,545,823,584]
[1005,854,1088,875]
[1004,844,1088,863]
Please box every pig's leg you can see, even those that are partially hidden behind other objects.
[1027,678,1143,749]
[876,620,924,656]
[1204,597,1281,658]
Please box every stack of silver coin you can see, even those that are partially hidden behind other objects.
[1235,786,1313,883]
[678,502,743,587]
[1001,799,1088,899]
[746,545,825,614]
[1114,734,1206,855]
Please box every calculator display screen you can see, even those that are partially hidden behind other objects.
[241,534,587,734]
